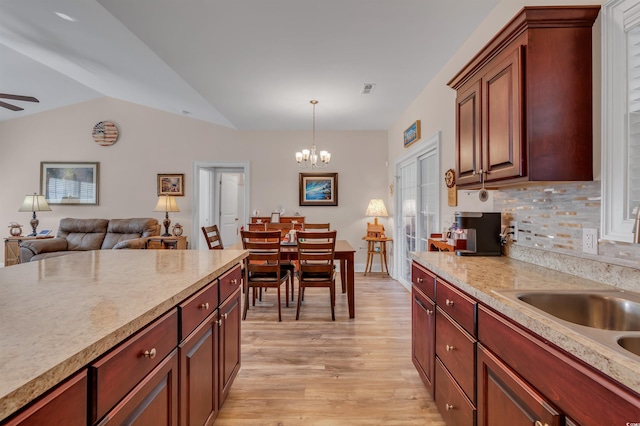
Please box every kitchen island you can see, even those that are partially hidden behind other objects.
[0,249,247,423]
[411,251,640,425]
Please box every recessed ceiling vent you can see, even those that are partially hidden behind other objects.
[361,83,376,94]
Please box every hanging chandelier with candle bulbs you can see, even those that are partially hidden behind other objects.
[295,100,331,168]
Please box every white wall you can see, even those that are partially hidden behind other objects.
[0,97,387,268]
[387,0,603,231]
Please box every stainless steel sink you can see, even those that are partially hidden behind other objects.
[496,289,640,361]
[516,292,640,331]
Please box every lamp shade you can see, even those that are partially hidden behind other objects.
[365,199,388,218]
[154,195,180,213]
[18,194,52,212]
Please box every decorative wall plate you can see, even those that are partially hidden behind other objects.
[92,121,119,146]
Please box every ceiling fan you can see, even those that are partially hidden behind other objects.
[0,93,39,111]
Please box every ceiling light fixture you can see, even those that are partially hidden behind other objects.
[295,100,331,168]
[55,12,77,22]
[361,83,376,94]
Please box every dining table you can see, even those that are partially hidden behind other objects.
[229,239,357,318]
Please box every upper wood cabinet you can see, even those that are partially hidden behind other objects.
[449,6,600,188]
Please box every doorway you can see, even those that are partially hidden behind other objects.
[193,161,250,249]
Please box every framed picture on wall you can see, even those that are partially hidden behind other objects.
[158,173,184,196]
[40,161,100,205]
[404,120,421,147]
[299,172,338,206]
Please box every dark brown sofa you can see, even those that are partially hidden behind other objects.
[20,218,160,262]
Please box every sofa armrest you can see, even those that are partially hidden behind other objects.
[112,237,149,250]
[20,238,69,262]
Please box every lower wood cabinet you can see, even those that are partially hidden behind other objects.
[218,286,241,408]
[412,286,435,395]
[476,344,561,426]
[435,358,475,426]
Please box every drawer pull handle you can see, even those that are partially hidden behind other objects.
[223,313,228,320]
[446,345,455,352]
[217,319,223,326]
[445,299,455,307]
[445,403,454,411]
[426,309,433,315]
[143,348,157,359]
[230,278,238,285]
[534,422,548,426]
[417,277,423,283]
[199,302,210,310]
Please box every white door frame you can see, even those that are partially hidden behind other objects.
[192,161,251,249]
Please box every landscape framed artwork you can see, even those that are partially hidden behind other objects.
[40,162,99,205]
[404,120,421,147]
[299,173,338,206]
[158,173,184,196]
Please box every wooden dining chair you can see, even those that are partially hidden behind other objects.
[265,222,296,300]
[241,230,292,322]
[296,230,338,321]
[201,225,224,249]
[303,223,331,231]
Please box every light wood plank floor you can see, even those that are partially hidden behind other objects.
[216,273,445,425]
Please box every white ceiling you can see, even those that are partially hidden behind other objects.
[0,0,500,130]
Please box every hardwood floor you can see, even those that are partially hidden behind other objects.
[216,273,445,425]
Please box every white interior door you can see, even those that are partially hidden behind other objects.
[219,173,239,247]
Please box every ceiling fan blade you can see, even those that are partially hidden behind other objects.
[0,94,39,103]
[0,100,24,111]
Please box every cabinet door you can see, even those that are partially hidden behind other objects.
[477,344,562,426]
[482,45,524,183]
[218,287,241,408]
[412,287,435,396]
[98,349,178,426]
[456,80,482,186]
[179,312,219,426]
[4,370,87,426]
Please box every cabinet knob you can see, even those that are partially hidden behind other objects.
[217,319,223,326]
[417,277,423,283]
[230,278,238,285]
[446,345,455,352]
[445,299,455,307]
[223,313,228,320]
[143,348,157,359]
[445,403,454,411]
[426,309,433,315]
[199,302,210,310]
[534,422,548,426]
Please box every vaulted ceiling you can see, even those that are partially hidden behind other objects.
[0,0,500,130]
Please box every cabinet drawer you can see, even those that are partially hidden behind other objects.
[435,358,476,426]
[90,309,178,422]
[219,264,242,303]
[179,280,218,340]
[412,262,436,301]
[436,308,476,402]
[436,278,476,336]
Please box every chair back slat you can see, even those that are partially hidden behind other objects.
[303,223,331,231]
[266,222,293,238]
[241,230,283,277]
[297,230,337,276]
[201,225,224,249]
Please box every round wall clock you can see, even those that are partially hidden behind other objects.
[92,121,119,146]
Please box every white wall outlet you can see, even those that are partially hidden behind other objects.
[509,220,518,241]
[583,228,598,254]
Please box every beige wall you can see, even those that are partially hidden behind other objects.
[0,97,388,267]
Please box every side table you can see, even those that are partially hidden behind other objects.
[4,235,54,266]
[363,237,392,277]
[146,236,188,250]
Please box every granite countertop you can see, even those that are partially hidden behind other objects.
[410,251,640,394]
[0,249,247,422]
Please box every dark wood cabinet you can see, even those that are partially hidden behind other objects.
[477,344,561,426]
[97,350,179,426]
[3,370,87,426]
[412,287,435,395]
[435,359,476,426]
[218,286,241,408]
[449,6,600,188]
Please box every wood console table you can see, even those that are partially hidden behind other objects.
[363,237,392,277]
[146,236,188,250]
[4,236,53,266]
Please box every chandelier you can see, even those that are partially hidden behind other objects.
[295,100,331,168]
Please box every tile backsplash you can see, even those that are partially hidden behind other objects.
[494,181,640,275]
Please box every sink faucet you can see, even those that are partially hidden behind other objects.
[634,206,640,244]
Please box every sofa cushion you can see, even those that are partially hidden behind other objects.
[102,218,160,249]
[57,218,109,251]
[30,251,81,262]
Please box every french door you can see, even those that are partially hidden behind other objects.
[395,132,440,289]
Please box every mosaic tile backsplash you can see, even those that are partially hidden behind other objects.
[494,181,640,274]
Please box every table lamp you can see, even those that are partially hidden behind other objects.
[365,199,388,225]
[18,193,52,236]
[154,195,180,236]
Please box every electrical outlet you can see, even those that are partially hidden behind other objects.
[583,228,598,254]
[509,220,518,241]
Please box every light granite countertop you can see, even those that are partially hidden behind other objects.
[410,251,640,395]
[0,249,247,422]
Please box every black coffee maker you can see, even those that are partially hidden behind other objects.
[454,212,502,256]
